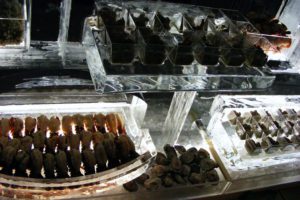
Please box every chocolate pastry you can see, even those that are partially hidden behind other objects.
[144,177,161,191]
[245,139,261,154]
[37,115,49,133]
[200,158,218,172]
[0,119,10,167]
[169,32,194,65]
[228,110,242,125]
[251,110,261,121]
[140,28,166,65]
[277,136,293,149]
[30,149,43,178]
[103,132,119,168]
[173,174,186,184]
[163,144,177,160]
[162,175,176,187]
[181,164,191,177]
[291,135,300,145]
[82,148,96,175]
[156,12,170,31]
[189,172,205,184]
[123,180,139,192]
[221,48,245,66]
[205,169,220,182]
[135,173,149,185]
[221,34,245,66]
[132,13,149,27]
[1,138,21,175]
[174,145,186,155]
[93,135,108,172]
[0,0,23,45]
[73,114,84,133]
[180,151,195,164]
[170,157,182,173]
[116,134,137,163]
[245,46,267,67]
[44,152,55,178]
[151,165,169,177]
[55,150,69,178]
[25,117,36,135]
[260,116,279,136]
[194,34,220,65]
[94,113,106,133]
[107,27,136,64]
[236,121,252,140]
[261,136,279,153]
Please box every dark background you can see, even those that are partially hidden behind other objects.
[31,0,284,42]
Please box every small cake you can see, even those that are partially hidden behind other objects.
[245,139,261,154]
[236,121,252,140]
[250,110,261,121]
[261,136,279,153]
[277,136,293,148]
[228,110,242,125]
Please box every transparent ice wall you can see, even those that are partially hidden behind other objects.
[279,0,300,71]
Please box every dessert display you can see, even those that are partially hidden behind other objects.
[228,109,300,155]
[208,95,300,180]
[85,2,277,92]
[0,113,140,178]
[123,144,220,192]
[0,0,24,46]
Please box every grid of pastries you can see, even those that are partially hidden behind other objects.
[227,109,300,155]
[0,113,139,179]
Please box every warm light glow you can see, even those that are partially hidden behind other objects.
[84,123,88,132]
[22,119,25,137]
[58,125,64,136]
[79,141,82,152]
[8,131,13,139]
[72,123,76,135]
[90,141,94,150]
[46,129,51,138]
[104,123,109,133]
[267,51,288,61]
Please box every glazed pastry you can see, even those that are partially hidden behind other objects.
[245,46,267,67]
[277,136,293,150]
[261,136,279,153]
[228,110,242,125]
